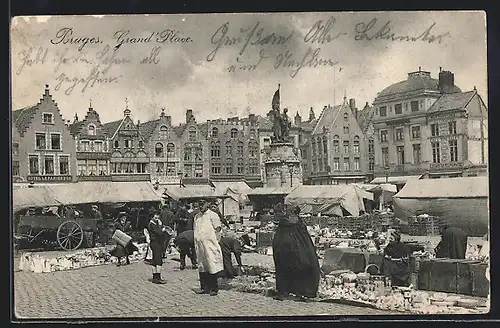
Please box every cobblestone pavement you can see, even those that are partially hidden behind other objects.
[13,253,391,319]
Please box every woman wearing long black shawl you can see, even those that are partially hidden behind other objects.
[381,230,411,287]
[272,205,320,301]
[435,225,467,259]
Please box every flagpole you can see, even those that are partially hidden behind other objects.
[278,83,281,109]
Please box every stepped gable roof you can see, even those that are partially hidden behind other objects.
[427,90,476,113]
[12,105,37,134]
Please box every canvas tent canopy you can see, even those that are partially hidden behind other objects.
[285,185,374,216]
[212,181,252,203]
[393,176,489,236]
[247,186,298,197]
[13,181,162,213]
[370,175,423,185]
[162,185,229,201]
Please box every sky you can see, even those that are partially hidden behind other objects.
[11,11,487,126]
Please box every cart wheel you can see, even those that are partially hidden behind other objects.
[57,220,84,250]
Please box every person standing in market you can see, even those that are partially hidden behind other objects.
[435,225,468,259]
[147,210,172,284]
[174,204,191,234]
[110,213,139,266]
[173,229,197,270]
[161,204,176,257]
[219,233,251,279]
[272,205,320,302]
[193,199,224,296]
[211,201,231,229]
[380,230,412,287]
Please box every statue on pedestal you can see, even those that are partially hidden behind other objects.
[270,107,291,143]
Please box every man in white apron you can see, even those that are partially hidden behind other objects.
[193,199,224,296]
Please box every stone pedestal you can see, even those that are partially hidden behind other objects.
[263,142,302,188]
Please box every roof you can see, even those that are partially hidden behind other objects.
[12,105,38,134]
[394,177,488,199]
[138,119,160,140]
[69,121,85,136]
[212,181,252,195]
[13,187,61,213]
[257,116,273,130]
[356,105,376,133]
[162,185,228,201]
[370,175,423,185]
[312,105,343,135]
[377,73,462,99]
[102,119,123,137]
[427,91,476,113]
[247,186,298,196]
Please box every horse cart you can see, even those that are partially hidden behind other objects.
[15,213,102,251]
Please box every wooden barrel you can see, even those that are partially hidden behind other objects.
[112,230,132,247]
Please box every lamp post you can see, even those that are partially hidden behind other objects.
[177,170,183,187]
[384,165,390,183]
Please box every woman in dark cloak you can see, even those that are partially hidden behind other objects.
[109,213,139,266]
[435,225,467,259]
[272,205,320,302]
[381,230,411,287]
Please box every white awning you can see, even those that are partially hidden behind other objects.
[370,175,423,185]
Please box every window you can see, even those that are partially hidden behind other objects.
[263,138,270,148]
[138,141,143,148]
[411,101,419,112]
[98,160,107,175]
[343,113,348,121]
[343,140,349,153]
[80,141,89,151]
[184,164,192,177]
[369,158,375,171]
[448,121,457,135]
[211,142,220,157]
[248,160,259,175]
[77,160,86,175]
[167,162,176,176]
[114,140,119,148]
[59,156,69,175]
[136,163,147,173]
[195,164,203,177]
[396,146,405,165]
[382,147,389,166]
[12,143,19,155]
[211,163,221,174]
[249,129,256,139]
[88,125,96,136]
[343,157,350,171]
[237,142,244,157]
[159,125,168,138]
[411,126,421,139]
[449,140,458,162]
[211,127,218,138]
[395,103,402,115]
[87,159,97,175]
[36,133,46,150]
[395,127,404,141]
[194,147,203,161]
[323,157,329,172]
[333,157,340,171]
[188,127,197,141]
[380,130,388,142]
[94,141,103,152]
[225,142,232,156]
[13,160,19,176]
[354,157,360,171]
[249,142,258,157]
[167,143,175,157]
[155,143,164,157]
[432,141,441,163]
[343,126,349,134]
[44,156,54,174]
[379,106,387,117]
[368,139,374,154]
[333,135,340,152]
[42,113,53,124]
[184,148,192,161]
[404,103,408,111]
[353,136,360,153]
[237,159,244,174]
[431,124,439,137]
[124,139,131,148]
[225,161,233,174]
[231,128,238,138]
[29,155,39,174]
[318,157,324,171]
[413,144,421,164]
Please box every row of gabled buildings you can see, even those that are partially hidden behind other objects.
[12,68,488,187]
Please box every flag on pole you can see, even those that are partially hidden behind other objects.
[272,84,280,110]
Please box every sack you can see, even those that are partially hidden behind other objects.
[112,229,132,247]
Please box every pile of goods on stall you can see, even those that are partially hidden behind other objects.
[219,266,277,296]
[407,215,442,236]
[18,243,150,273]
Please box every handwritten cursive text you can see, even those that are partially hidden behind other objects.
[54,66,121,96]
[304,17,347,44]
[16,47,48,75]
[275,47,339,78]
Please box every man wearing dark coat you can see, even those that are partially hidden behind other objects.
[173,230,198,270]
[435,225,467,259]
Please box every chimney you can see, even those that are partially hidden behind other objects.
[349,98,357,119]
[294,112,302,126]
[186,109,193,123]
[309,107,316,121]
[438,70,455,94]
[248,113,257,124]
[160,108,166,118]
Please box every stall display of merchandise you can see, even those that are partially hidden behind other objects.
[18,243,150,273]
[407,214,442,236]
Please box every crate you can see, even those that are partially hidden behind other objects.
[408,215,441,236]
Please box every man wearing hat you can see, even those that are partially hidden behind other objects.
[193,199,224,296]
[147,210,173,284]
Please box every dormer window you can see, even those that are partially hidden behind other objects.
[231,128,238,138]
[343,113,348,121]
[159,125,168,138]
[42,113,54,124]
[211,127,219,138]
[88,124,96,136]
